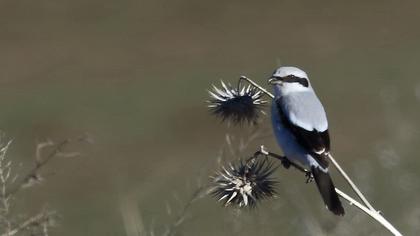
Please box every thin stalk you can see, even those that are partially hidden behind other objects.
[4,140,69,198]
[239,76,274,99]
[0,212,51,236]
[260,149,403,236]
[240,76,403,236]
[335,189,402,236]
[327,153,374,211]
[328,154,403,235]
[163,186,208,236]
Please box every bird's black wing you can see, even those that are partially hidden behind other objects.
[276,98,330,169]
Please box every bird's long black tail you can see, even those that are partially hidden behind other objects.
[311,166,345,216]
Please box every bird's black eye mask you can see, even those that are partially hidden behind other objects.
[273,75,309,87]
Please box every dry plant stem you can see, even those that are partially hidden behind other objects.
[0,141,13,214]
[335,189,402,236]
[258,149,403,236]
[0,212,51,236]
[267,151,308,173]
[239,76,274,98]
[239,76,402,235]
[328,154,402,236]
[327,154,374,210]
[163,186,207,236]
[251,148,308,173]
[5,139,70,198]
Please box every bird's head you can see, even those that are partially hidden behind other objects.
[268,66,311,95]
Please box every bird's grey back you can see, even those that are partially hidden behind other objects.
[279,91,328,132]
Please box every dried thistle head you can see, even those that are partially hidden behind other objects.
[211,158,277,208]
[207,81,267,125]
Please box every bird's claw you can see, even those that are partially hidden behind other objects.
[281,158,291,169]
[305,172,314,183]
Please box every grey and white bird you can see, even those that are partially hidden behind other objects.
[269,66,344,215]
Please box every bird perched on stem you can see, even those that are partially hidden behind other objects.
[268,66,345,215]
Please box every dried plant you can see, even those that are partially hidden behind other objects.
[123,75,403,236]
[205,76,403,236]
[211,157,277,208]
[0,133,87,236]
[208,81,267,125]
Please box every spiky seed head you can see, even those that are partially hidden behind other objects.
[210,158,277,208]
[207,81,267,125]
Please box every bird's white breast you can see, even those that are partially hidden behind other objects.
[271,102,312,168]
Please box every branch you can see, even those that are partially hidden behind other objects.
[327,154,374,211]
[0,140,13,215]
[4,139,70,198]
[328,153,402,236]
[1,211,52,236]
[335,189,402,236]
[257,148,403,235]
[239,76,274,99]
[161,186,209,236]
[251,146,308,173]
[239,76,403,235]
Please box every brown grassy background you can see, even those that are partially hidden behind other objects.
[1,0,420,235]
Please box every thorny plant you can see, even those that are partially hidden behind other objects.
[0,133,89,236]
[125,75,403,236]
[211,157,277,208]
[206,76,402,235]
[208,81,267,125]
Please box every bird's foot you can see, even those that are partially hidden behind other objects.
[305,172,314,183]
[281,158,291,169]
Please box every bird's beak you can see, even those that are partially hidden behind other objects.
[268,76,281,85]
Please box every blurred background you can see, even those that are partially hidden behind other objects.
[1,0,419,235]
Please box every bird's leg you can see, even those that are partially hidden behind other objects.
[252,146,309,173]
[251,146,290,169]
[305,172,314,183]
[252,146,315,184]
[280,158,291,169]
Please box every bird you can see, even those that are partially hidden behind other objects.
[268,66,345,215]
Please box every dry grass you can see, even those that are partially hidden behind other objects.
[0,133,87,236]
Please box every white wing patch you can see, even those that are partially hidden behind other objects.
[314,148,326,154]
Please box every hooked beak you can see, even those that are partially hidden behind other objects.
[268,76,282,85]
